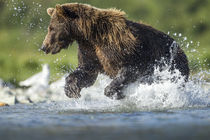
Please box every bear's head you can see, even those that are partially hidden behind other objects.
[41,4,80,54]
[41,3,136,54]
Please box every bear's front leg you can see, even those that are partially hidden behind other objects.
[104,66,139,100]
[64,74,81,98]
[65,66,98,98]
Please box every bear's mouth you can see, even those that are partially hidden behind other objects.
[51,44,68,54]
[51,40,74,54]
[40,45,60,54]
[41,41,73,55]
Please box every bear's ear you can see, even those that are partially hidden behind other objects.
[47,8,54,16]
[56,4,79,19]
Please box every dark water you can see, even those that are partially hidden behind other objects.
[0,102,209,140]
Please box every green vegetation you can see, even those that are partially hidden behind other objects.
[0,0,209,85]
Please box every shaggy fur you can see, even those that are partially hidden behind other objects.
[42,3,189,99]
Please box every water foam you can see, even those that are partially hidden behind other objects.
[48,67,209,113]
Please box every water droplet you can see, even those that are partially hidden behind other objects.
[183,37,187,41]
[191,49,196,52]
[186,43,189,48]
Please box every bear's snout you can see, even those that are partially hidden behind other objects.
[40,44,51,54]
[40,44,46,52]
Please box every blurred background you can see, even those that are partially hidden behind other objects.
[0,0,209,86]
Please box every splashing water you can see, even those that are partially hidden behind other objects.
[49,67,209,113]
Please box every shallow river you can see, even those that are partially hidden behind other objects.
[0,104,210,140]
[0,74,209,140]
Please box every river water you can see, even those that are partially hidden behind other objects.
[0,73,210,140]
[0,104,209,140]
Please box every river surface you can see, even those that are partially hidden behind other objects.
[0,104,210,140]
[0,74,210,140]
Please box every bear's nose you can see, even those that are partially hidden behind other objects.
[40,44,46,52]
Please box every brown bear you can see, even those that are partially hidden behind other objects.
[41,3,189,99]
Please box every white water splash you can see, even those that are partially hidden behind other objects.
[48,67,209,112]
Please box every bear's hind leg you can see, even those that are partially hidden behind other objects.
[104,66,140,100]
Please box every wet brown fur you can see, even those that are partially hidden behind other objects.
[44,3,137,77]
[42,3,190,99]
[62,3,136,77]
